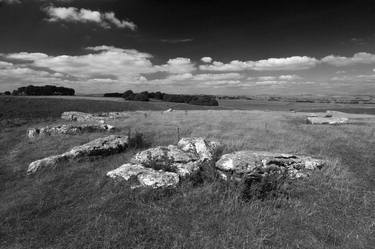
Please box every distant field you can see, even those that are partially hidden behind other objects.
[0,96,222,120]
[219,99,375,114]
[2,96,375,121]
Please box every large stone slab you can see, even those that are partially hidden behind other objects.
[61,111,130,122]
[27,124,115,138]
[106,163,179,189]
[216,150,325,180]
[307,116,349,125]
[28,135,128,174]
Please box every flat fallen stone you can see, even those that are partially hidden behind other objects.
[307,116,349,125]
[28,135,128,174]
[27,124,115,138]
[61,111,130,122]
[106,163,179,189]
[216,150,325,180]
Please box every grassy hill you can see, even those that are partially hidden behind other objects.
[0,104,374,248]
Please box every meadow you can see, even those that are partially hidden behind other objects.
[0,96,374,249]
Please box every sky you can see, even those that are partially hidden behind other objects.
[0,0,375,95]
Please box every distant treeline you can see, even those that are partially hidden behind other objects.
[104,90,219,106]
[11,85,75,96]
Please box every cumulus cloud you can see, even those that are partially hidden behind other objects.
[330,73,375,82]
[201,57,213,63]
[7,46,375,93]
[7,52,49,61]
[279,74,302,80]
[322,52,375,66]
[199,56,318,71]
[0,60,71,91]
[1,46,198,92]
[43,6,136,30]
[254,57,318,71]
[155,57,196,74]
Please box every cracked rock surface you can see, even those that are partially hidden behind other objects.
[107,137,223,188]
[107,163,180,189]
[215,150,325,181]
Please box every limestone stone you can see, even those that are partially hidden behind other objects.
[215,150,325,180]
[27,124,115,138]
[106,163,179,188]
[28,135,128,174]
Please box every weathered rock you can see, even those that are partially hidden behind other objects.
[131,145,198,170]
[106,163,179,189]
[28,135,128,174]
[61,111,130,122]
[177,137,223,162]
[61,112,95,122]
[307,116,349,125]
[130,137,222,178]
[107,137,222,188]
[27,124,115,138]
[216,150,325,180]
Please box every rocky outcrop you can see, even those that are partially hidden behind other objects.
[107,137,223,188]
[61,111,130,122]
[28,135,128,174]
[215,151,325,181]
[106,163,180,189]
[27,124,115,138]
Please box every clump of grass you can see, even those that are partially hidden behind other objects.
[128,131,149,149]
[241,170,291,201]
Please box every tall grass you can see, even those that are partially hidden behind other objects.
[0,110,374,249]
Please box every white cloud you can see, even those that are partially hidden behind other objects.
[0,61,14,68]
[5,46,375,93]
[199,56,318,71]
[7,52,49,61]
[254,57,318,71]
[201,57,213,63]
[155,57,196,74]
[330,74,375,82]
[193,73,242,81]
[279,74,302,80]
[2,46,198,91]
[257,76,276,81]
[43,6,136,30]
[322,52,375,66]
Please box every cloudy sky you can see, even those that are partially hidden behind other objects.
[1,0,375,95]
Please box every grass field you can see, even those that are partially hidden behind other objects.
[0,97,375,249]
[2,96,375,121]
